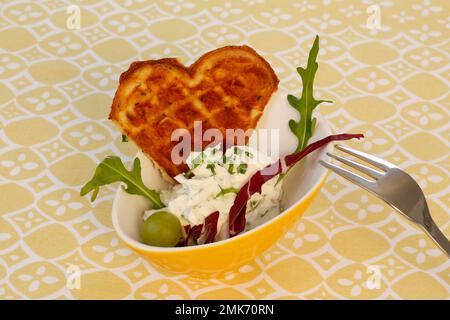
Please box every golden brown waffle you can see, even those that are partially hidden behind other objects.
[109,45,279,179]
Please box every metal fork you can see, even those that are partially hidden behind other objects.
[320,144,450,257]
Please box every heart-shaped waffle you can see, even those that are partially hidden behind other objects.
[109,46,279,179]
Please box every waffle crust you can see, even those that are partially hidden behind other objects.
[109,45,279,178]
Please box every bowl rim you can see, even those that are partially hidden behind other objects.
[112,116,332,253]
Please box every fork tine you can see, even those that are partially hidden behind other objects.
[327,152,383,180]
[320,160,377,193]
[335,145,395,171]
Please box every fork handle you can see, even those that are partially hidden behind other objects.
[423,210,450,258]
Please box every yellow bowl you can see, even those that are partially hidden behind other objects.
[112,91,332,277]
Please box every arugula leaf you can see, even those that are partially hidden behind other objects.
[80,156,164,208]
[288,35,332,153]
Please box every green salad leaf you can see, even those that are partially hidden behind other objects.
[80,156,164,208]
[288,35,332,153]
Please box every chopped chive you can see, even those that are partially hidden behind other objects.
[260,209,269,218]
[222,155,231,164]
[247,199,261,213]
[233,147,243,155]
[215,186,239,198]
[237,163,248,174]
[121,134,128,142]
[191,152,205,168]
[227,164,234,174]
[206,163,216,176]
[244,151,253,158]
[275,173,286,186]
[183,170,194,179]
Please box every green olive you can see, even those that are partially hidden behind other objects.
[140,211,183,247]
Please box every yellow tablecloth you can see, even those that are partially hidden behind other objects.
[0,0,448,299]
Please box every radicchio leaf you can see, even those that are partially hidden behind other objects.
[178,211,220,246]
[228,133,364,236]
[190,224,204,241]
[178,224,203,247]
[202,211,220,244]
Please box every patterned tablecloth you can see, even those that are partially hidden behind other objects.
[0,0,449,300]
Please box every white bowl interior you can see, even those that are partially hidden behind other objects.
[112,91,331,249]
